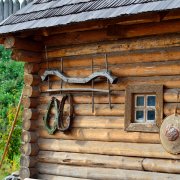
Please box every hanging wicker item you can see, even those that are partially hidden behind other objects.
[43,97,59,135]
[160,114,180,154]
[58,94,74,132]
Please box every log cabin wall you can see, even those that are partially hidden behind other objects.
[20,14,180,179]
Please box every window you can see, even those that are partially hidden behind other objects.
[125,84,163,132]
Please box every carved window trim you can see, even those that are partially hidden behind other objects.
[125,84,163,132]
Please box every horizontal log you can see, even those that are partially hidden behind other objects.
[23,119,37,131]
[20,167,38,179]
[38,151,143,170]
[22,97,39,108]
[40,47,180,68]
[24,63,39,74]
[23,86,40,98]
[38,104,124,116]
[37,163,180,180]
[44,21,180,47]
[38,102,180,117]
[21,143,39,156]
[39,89,180,104]
[12,49,42,63]
[23,109,38,120]
[142,158,180,174]
[47,34,180,58]
[40,60,180,79]
[40,75,180,92]
[38,174,90,180]
[38,139,180,160]
[44,28,116,48]
[164,103,180,115]
[38,151,180,174]
[38,128,160,144]
[164,89,180,102]
[22,131,38,143]
[38,116,124,129]
[107,20,180,38]
[4,36,43,51]
[24,74,41,86]
[20,155,37,168]
[39,92,125,104]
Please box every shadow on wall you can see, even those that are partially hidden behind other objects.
[0,0,33,22]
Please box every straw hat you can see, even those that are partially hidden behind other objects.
[160,114,180,154]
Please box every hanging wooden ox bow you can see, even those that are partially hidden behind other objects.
[44,96,74,135]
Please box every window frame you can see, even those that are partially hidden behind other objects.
[125,84,163,133]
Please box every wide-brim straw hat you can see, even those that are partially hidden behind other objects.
[160,114,180,154]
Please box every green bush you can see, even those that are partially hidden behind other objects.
[0,45,24,177]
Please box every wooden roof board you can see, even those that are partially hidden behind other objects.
[0,0,179,34]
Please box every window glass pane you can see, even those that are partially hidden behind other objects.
[147,96,156,106]
[136,96,144,106]
[136,111,144,122]
[147,110,155,121]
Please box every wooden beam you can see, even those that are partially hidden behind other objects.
[107,20,180,38]
[47,34,180,58]
[38,139,180,160]
[4,36,43,52]
[38,128,160,144]
[12,49,42,62]
[38,151,143,170]
[37,162,180,179]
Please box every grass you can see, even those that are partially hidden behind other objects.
[0,151,20,180]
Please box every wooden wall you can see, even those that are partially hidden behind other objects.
[20,15,180,179]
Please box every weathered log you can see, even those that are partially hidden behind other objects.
[12,49,42,62]
[24,74,41,86]
[23,109,38,120]
[44,29,116,47]
[24,63,39,74]
[20,155,37,168]
[47,34,180,58]
[164,103,180,115]
[142,158,180,174]
[4,36,43,51]
[22,97,39,108]
[40,60,180,79]
[37,163,180,180]
[22,131,38,143]
[164,89,180,103]
[38,151,143,170]
[38,151,180,174]
[23,86,40,98]
[107,20,180,38]
[38,102,180,117]
[23,119,37,131]
[21,143,39,156]
[19,167,38,179]
[38,174,90,180]
[38,116,124,129]
[38,128,160,144]
[39,89,180,105]
[44,20,180,48]
[39,92,125,104]
[40,48,180,68]
[38,104,124,116]
[38,139,180,160]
